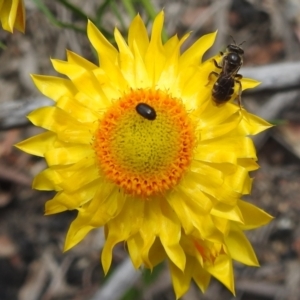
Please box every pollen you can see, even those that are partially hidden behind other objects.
[93,89,195,198]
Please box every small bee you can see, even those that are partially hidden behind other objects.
[135,103,156,120]
[209,40,244,106]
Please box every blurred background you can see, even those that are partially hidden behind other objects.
[1,0,300,299]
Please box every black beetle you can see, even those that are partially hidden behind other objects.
[135,103,156,120]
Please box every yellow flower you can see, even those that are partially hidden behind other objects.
[0,0,25,33]
[17,11,273,298]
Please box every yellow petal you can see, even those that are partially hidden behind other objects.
[239,109,273,135]
[33,167,63,191]
[87,20,118,65]
[51,59,110,109]
[140,198,185,271]
[145,11,166,84]
[176,65,201,100]
[211,202,244,223]
[45,198,68,214]
[33,157,97,192]
[196,136,257,161]
[237,160,258,173]
[167,190,197,234]
[127,234,144,269]
[225,223,259,266]
[219,164,253,195]
[238,200,273,230]
[27,107,94,144]
[13,0,25,33]
[168,189,222,241]
[64,222,94,252]
[198,98,239,127]
[185,169,241,206]
[212,216,230,235]
[101,234,120,275]
[132,41,151,88]
[159,200,186,272]
[193,266,211,293]
[147,237,166,268]
[56,95,99,123]
[66,50,97,70]
[128,14,149,57]
[200,112,242,141]
[157,33,189,91]
[86,183,124,227]
[206,255,235,294]
[45,145,93,166]
[15,131,56,157]
[180,31,217,67]
[93,60,128,93]
[47,180,98,211]
[241,78,260,91]
[178,185,213,215]
[64,182,120,252]
[197,214,224,242]
[169,259,192,299]
[163,34,179,57]
[58,163,99,192]
[114,27,135,87]
[0,0,25,33]
[31,75,77,102]
[102,196,144,273]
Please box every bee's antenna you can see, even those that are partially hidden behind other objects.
[230,35,236,45]
[229,36,246,48]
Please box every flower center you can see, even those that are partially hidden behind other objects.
[93,89,195,197]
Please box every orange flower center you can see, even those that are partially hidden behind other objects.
[93,89,195,198]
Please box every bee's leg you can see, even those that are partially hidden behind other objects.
[209,71,219,80]
[206,71,219,86]
[213,59,222,69]
[235,76,243,108]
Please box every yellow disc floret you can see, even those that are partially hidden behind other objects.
[93,89,195,197]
